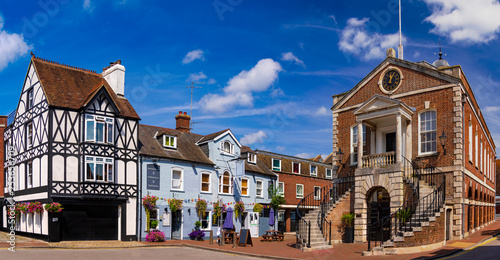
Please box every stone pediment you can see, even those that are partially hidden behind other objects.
[354,95,404,115]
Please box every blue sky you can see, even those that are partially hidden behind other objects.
[1,0,500,158]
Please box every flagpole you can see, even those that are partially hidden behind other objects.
[398,0,404,60]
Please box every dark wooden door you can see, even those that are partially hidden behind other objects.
[171,210,182,239]
[61,204,118,241]
[386,132,396,152]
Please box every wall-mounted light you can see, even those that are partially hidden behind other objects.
[187,208,191,215]
[336,148,344,167]
[439,130,448,155]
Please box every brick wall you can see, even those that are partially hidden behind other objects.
[325,191,355,242]
[395,211,445,247]
[278,172,332,205]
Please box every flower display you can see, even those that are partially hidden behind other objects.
[27,202,43,213]
[234,201,245,217]
[253,203,263,213]
[169,198,183,212]
[142,195,158,211]
[44,202,63,213]
[212,201,226,220]
[196,199,207,218]
[188,230,205,241]
[145,230,166,242]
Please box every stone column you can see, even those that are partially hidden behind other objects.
[396,114,402,163]
[406,120,412,159]
[357,122,363,168]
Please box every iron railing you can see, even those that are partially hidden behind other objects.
[367,157,445,250]
[296,170,355,248]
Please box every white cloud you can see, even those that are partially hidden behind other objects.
[240,130,268,146]
[329,14,338,25]
[0,16,32,71]
[338,17,400,60]
[276,146,285,151]
[314,106,330,116]
[281,52,305,68]
[295,152,312,159]
[208,78,217,84]
[182,49,205,64]
[187,72,207,82]
[83,0,95,11]
[200,58,282,114]
[270,88,284,98]
[484,106,500,113]
[423,0,500,44]
[298,42,304,49]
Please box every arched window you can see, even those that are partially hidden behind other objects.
[219,171,233,194]
[419,110,437,155]
[221,141,233,154]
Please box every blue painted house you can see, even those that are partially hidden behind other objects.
[137,112,277,240]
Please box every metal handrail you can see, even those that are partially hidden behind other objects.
[367,157,445,250]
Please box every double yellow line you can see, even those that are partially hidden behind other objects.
[439,236,498,259]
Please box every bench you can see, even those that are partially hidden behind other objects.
[260,235,273,242]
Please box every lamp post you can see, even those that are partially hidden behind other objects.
[336,148,344,167]
[439,130,448,155]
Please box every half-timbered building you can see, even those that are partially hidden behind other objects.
[2,55,140,241]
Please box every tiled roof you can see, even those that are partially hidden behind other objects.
[139,124,214,165]
[196,129,230,144]
[240,146,276,178]
[323,152,334,165]
[32,57,139,119]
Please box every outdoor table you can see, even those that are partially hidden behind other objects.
[264,230,283,241]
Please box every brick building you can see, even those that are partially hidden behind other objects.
[323,48,496,253]
[496,159,499,215]
[254,150,333,234]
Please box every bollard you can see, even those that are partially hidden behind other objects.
[209,230,213,245]
[233,232,237,248]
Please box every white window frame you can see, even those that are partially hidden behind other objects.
[314,186,321,200]
[469,118,473,162]
[171,168,184,191]
[219,171,233,195]
[27,88,33,110]
[475,128,478,167]
[220,141,234,154]
[350,124,366,165]
[163,135,177,149]
[200,172,211,193]
[26,122,33,149]
[278,181,284,195]
[480,141,483,172]
[418,110,437,155]
[201,211,212,231]
[247,153,257,164]
[296,184,304,198]
[85,156,114,182]
[292,161,300,174]
[272,158,281,171]
[310,165,317,176]
[27,161,33,188]
[326,168,332,179]
[241,177,250,196]
[85,114,114,144]
[256,179,263,198]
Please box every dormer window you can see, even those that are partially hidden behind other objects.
[163,135,177,149]
[247,153,257,164]
[86,115,114,144]
[221,141,233,154]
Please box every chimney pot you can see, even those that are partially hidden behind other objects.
[175,111,191,133]
[184,112,187,115]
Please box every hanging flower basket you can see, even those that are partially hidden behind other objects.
[196,199,207,218]
[212,201,226,220]
[234,201,245,217]
[27,202,43,213]
[253,203,263,214]
[142,195,158,211]
[169,198,183,212]
[18,203,29,214]
[44,202,63,213]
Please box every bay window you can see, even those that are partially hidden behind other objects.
[86,114,114,144]
[85,156,114,182]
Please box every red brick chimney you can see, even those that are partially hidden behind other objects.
[175,111,191,133]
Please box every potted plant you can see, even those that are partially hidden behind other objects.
[396,208,413,225]
[145,230,166,242]
[194,220,202,230]
[341,212,355,243]
[150,220,159,230]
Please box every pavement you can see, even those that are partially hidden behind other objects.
[1,220,500,259]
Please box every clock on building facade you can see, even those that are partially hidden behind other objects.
[378,67,403,94]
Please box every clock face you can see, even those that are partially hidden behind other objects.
[382,70,401,92]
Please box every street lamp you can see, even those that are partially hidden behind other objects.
[336,148,344,167]
[439,130,448,155]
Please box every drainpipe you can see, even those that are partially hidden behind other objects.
[138,156,143,241]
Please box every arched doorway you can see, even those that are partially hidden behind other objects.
[367,187,391,242]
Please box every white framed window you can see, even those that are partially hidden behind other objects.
[27,88,33,110]
[350,125,366,164]
[278,181,284,195]
[26,122,33,149]
[201,211,212,230]
[201,172,211,193]
[163,135,177,148]
[85,156,114,182]
[468,119,472,162]
[480,141,483,172]
[221,141,233,154]
[247,153,257,164]
[272,158,281,171]
[310,165,317,176]
[419,110,437,155]
[296,184,304,198]
[27,161,33,188]
[256,180,263,197]
[326,168,332,179]
[219,171,233,194]
[475,128,478,166]
[314,186,321,200]
[85,114,114,144]
[241,178,249,196]
[292,162,300,174]
[171,168,184,191]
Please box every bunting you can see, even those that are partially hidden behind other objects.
[154,197,269,208]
